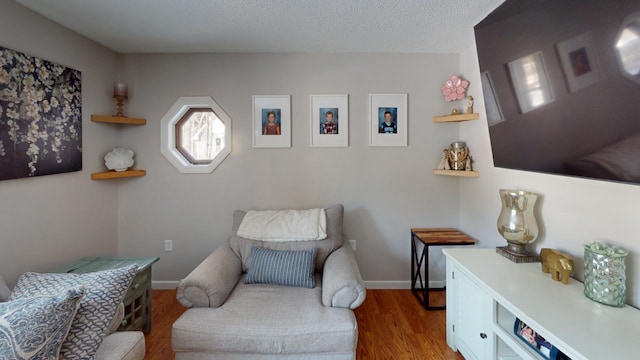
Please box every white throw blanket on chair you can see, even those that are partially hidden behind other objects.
[237,208,327,241]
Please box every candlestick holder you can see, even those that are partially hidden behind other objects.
[113,95,127,117]
[113,81,128,117]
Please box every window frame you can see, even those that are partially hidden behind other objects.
[160,96,232,174]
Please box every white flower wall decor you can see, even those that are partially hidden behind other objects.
[0,46,82,181]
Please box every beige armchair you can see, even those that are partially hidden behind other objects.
[172,204,366,359]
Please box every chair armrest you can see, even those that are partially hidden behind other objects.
[176,242,242,308]
[95,332,145,360]
[322,244,366,309]
[0,274,10,302]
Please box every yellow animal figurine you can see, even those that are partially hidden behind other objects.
[540,248,574,285]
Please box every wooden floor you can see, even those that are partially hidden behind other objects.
[144,289,464,360]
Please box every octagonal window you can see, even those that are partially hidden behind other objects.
[161,97,232,173]
[176,108,226,164]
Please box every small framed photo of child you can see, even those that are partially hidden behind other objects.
[369,93,407,147]
[253,95,291,148]
[310,94,349,147]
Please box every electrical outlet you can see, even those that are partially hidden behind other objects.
[164,240,173,252]
[349,239,356,251]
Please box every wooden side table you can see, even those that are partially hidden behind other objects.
[56,256,159,333]
[411,228,475,310]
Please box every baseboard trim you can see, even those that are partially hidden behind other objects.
[152,280,446,290]
[364,280,445,289]
[152,280,180,289]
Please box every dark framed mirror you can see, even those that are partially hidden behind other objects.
[475,0,640,184]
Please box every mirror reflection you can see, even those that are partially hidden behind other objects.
[615,12,640,84]
[475,0,640,184]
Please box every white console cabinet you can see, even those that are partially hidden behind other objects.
[444,248,639,360]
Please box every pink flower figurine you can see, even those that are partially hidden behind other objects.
[441,75,469,102]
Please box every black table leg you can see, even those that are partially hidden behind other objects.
[411,237,446,310]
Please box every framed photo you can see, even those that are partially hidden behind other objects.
[310,94,348,147]
[556,32,602,93]
[369,93,407,147]
[252,95,291,148]
[507,51,554,113]
[514,318,569,360]
[481,71,505,126]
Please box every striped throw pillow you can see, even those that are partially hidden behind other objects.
[245,246,317,288]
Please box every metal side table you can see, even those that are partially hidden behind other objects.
[411,228,475,310]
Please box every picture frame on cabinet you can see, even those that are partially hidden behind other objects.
[252,95,291,148]
[310,94,349,147]
[368,93,407,147]
[514,318,569,360]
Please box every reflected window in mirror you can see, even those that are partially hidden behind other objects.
[507,51,554,114]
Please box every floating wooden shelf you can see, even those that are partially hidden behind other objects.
[91,114,146,180]
[91,170,146,180]
[433,169,479,178]
[433,113,479,123]
[91,114,146,125]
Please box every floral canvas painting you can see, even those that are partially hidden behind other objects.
[0,46,82,181]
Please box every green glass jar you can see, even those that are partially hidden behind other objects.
[583,242,628,307]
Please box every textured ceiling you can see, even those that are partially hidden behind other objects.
[15,0,506,54]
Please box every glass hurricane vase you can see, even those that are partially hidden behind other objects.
[497,189,540,255]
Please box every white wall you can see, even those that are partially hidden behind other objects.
[116,53,465,287]
[0,1,119,286]
[460,43,640,308]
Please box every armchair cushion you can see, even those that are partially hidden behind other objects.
[231,204,344,272]
[0,287,84,360]
[245,246,317,288]
[172,276,358,356]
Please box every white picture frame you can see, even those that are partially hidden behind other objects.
[310,94,349,147]
[252,95,291,148]
[481,71,505,126]
[556,32,602,93]
[369,93,407,147]
[507,51,554,114]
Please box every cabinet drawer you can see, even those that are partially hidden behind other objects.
[119,291,148,331]
[124,268,149,304]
